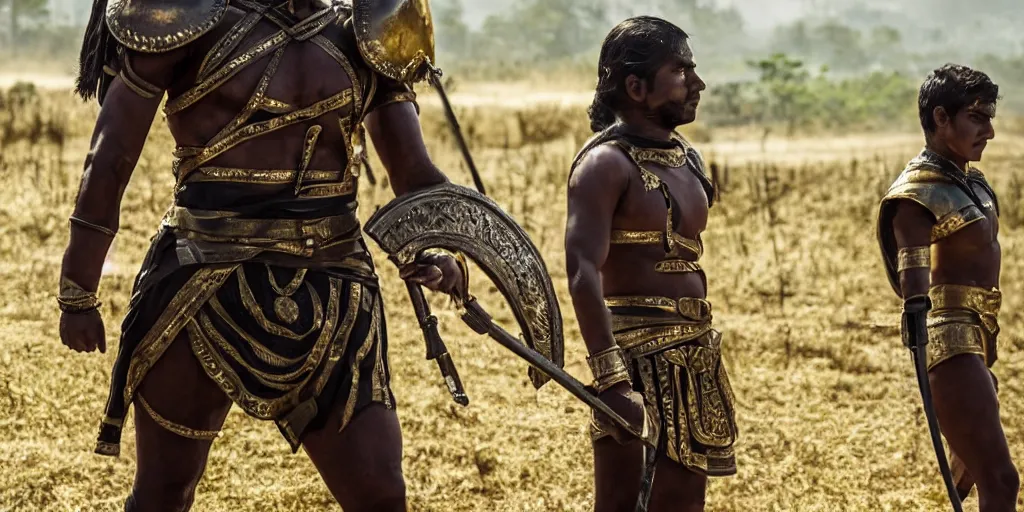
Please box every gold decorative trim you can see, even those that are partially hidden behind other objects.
[586,346,632,393]
[295,125,324,194]
[931,207,986,242]
[186,168,343,184]
[312,283,363,398]
[165,30,292,116]
[69,215,117,237]
[234,266,323,341]
[118,56,163,99]
[106,0,228,54]
[339,295,379,431]
[187,278,345,419]
[209,46,289,144]
[197,10,265,81]
[124,266,238,405]
[605,296,712,320]
[606,296,678,312]
[196,310,310,385]
[926,322,986,370]
[669,233,703,258]
[897,246,931,272]
[627,146,689,169]
[137,395,221,441]
[174,89,354,183]
[370,91,419,113]
[352,0,436,83]
[610,230,662,245]
[614,323,713,357]
[655,259,702,274]
[930,284,1001,316]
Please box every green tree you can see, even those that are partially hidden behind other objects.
[748,53,813,134]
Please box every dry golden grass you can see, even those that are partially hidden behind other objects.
[3,84,1024,512]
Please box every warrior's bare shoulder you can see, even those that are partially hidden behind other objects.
[568,143,633,197]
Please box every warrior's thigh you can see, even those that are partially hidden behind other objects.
[131,333,233,511]
[593,437,644,512]
[302,403,406,511]
[649,457,708,512]
[930,354,1017,492]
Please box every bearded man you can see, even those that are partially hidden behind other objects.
[564,16,738,512]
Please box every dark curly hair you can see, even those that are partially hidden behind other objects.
[918,64,999,133]
[587,16,690,133]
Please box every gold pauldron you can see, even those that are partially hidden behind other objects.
[897,246,930,272]
[587,346,632,393]
[57,276,101,314]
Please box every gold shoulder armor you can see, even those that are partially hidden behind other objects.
[106,0,228,53]
[876,160,984,296]
[352,0,435,83]
[881,164,984,242]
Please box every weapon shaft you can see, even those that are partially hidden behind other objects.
[407,283,469,406]
[427,69,487,195]
[904,298,962,512]
[461,299,650,446]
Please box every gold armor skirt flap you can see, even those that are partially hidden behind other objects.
[926,284,1001,370]
[592,296,738,476]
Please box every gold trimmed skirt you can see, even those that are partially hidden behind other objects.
[97,244,392,456]
[591,296,738,476]
[926,284,1001,371]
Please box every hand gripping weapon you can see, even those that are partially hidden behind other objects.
[354,2,657,508]
[902,295,963,512]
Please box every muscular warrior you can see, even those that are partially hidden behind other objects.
[877,64,1019,510]
[565,17,738,511]
[58,0,465,509]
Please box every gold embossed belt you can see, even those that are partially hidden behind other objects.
[163,206,366,264]
[929,284,1001,335]
[606,296,714,357]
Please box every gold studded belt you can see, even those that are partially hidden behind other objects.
[606,296,714,357]
[929,284,1001,338]
[163,206,368,266]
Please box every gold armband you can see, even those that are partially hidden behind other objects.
[587,346,632,393]
[69,215,117,238]
[897,246,930,272]
[57,276,101,314]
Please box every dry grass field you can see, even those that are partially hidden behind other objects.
[2,80,1024,512]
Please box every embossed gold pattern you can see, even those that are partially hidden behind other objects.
[878,149,999,295]
[197,10,265,81]
[586,346,632,393]
[137,395,221,440]
[124,266,238,404]
[897,246,931,272]
[185,168,343,184]
[592,297,737,475]
[655,259,702,274]
[926,284,1001,369]
[106,0,228,53]
[353,0,436,83]
[363,183,564,388]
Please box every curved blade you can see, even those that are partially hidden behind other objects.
[363,182,564,388]
[912,348,964,512]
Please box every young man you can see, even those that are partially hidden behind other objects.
[565,17,738,511]
[877,64,1018,510]
[59,0,470,510]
